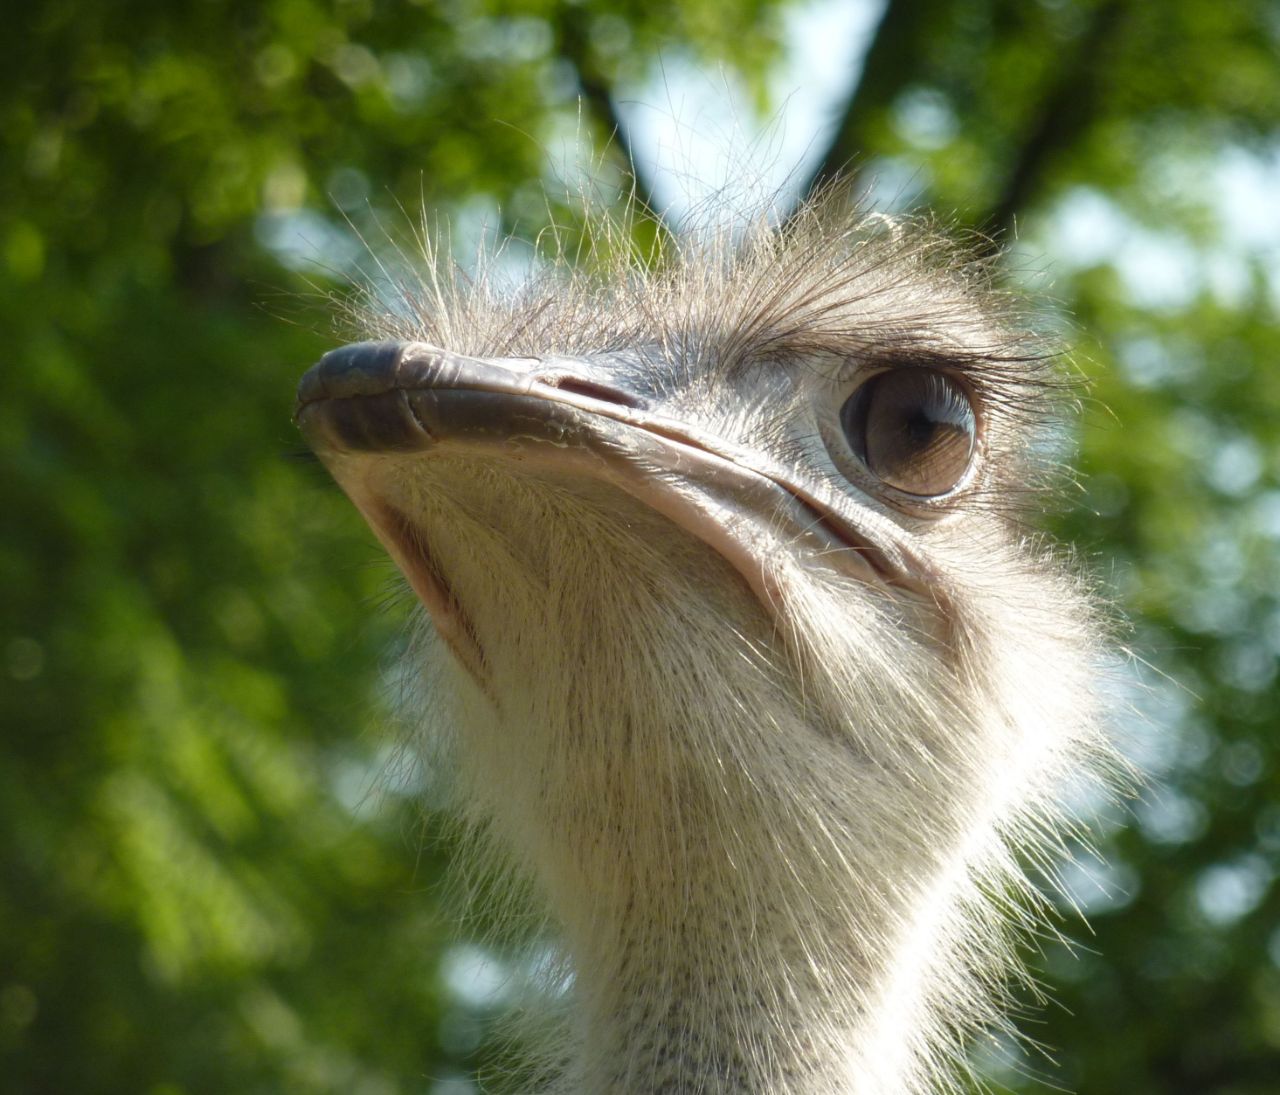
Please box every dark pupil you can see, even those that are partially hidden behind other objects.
[841,369,976,496]
[904,410,936,447]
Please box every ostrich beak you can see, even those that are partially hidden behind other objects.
[295,341,927,652]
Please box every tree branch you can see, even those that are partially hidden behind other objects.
[980,0,1126,243]
[795,0,1129,245]
[796,0,934,206]
[555,20,667,232]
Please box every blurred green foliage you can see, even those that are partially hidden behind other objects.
[3,0,1278,1092]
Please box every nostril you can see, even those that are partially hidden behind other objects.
[539,374,644,409]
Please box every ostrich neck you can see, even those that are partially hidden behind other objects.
[524,700,959,1095]
[561,861,875,1094]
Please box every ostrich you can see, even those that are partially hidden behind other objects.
[295,197,1110,1094]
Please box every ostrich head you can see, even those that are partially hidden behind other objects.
[295,201,1108,1094]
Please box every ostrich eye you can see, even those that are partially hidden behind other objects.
[840,369,977,496]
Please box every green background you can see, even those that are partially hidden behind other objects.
[4,0,1279,1091]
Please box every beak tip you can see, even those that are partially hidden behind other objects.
[297,340,410,408]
